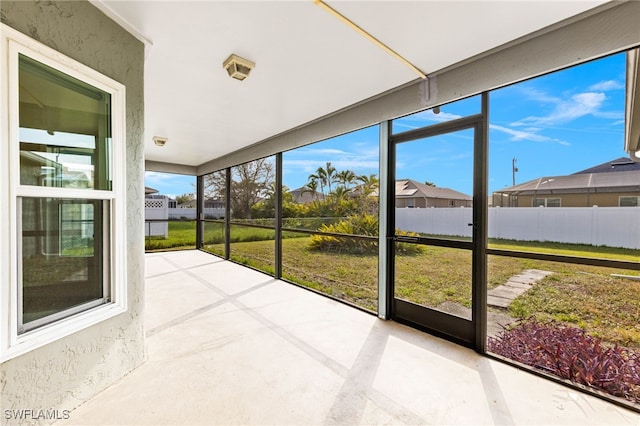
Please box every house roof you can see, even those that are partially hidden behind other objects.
[396,179,472,201]
[145,186,159,195]
[20,150,59,167]
[496,169,640,194]
[573,157,640,174]
[290,187,325,204]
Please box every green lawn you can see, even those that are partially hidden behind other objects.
[489,238,640,262]
[204,236,640,347]
[145,220,198,251]
[149,221,640,347]
[146,220,303,251]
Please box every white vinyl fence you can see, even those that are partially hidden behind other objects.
[395,207,640,249]
[168,208,225,220]
[145,198,168,238]
[145,198,225,238]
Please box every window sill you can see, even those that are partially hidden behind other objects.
[1,302,127,363]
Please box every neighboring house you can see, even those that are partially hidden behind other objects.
[21,150,92,188]
[173,198,224,209]
[20,151,61,186]
[145,193,225,221]
[205,198,225,209]
[290,187,325,204]
[492,157,640,207]
[395,179,472,208]
[177,198,196,208]
[145,193,176,207]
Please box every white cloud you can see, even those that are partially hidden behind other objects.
[593,110,624,120]
[588,80,624,91]
[144,171,174,185]
[520,87,561,104]
[490,124,570,146]
[511,92,606,127]
[285,159,379,173]
[283,142,380,178]
[392,122,420,131]
[291,147,349,157]
[425,111,463,122]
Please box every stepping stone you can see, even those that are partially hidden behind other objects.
[487,295,512,308]
[503,281,532,290]
[490,287,523,299]
[487,269,552,309]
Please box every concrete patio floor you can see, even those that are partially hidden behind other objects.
[61,250,639,425]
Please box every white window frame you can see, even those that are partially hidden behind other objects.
[619,196,640,207]
[0,24,127,362]
[532,197,561,207]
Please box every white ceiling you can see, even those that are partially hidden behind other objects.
[96,0,608,168]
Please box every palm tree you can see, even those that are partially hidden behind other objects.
[301,179,320,201]
[309,169,325,195]
[357,174,379,196]
[330,186,350,201]
[326,162,337,193]
[309,162,337,195]
[336,169,357,189]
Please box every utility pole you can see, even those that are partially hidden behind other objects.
[512,157,518,186]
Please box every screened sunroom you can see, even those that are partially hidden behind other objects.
[1,1,640,424]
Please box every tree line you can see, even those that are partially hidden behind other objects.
[203,160,378,220]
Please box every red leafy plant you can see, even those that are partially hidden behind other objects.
[488,317,640,404]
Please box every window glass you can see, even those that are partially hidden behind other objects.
[392,95,481,134]
[488,52,635,257]
[143,172,197,251]
[532,197,561,207]
[394,128,474,241]
[486,51,640,406]
[282,231,378,312]
[201,170,227,256]
[16,53,115,333]
[281,125,379,311]
[229,224,275,274]
[19,54,112,190]
[395,245,472,320]
[487,254,640,405]
[201,170,226,218]
[282,126,379,233]
[20,197,108,329]
[620,196,639,207]
[230,157,275,224]
[229,158,276,276]
[202,221,225,257]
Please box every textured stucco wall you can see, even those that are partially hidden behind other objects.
[0,1,145,424]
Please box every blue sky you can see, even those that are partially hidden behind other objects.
[146,52,627,198]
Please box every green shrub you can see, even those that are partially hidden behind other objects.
[309,214,424,255]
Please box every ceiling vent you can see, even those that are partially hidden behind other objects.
[223,54,255,81]
[153,136,167,147]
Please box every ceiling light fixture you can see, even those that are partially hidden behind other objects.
[313,0,426,80]
[223,54,255,81]
[153,136,167,147]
